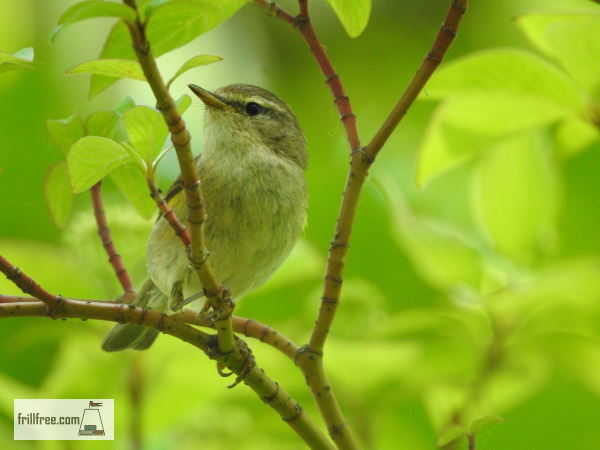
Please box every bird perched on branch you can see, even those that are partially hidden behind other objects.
[102,84,308,351]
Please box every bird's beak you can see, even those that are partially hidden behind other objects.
[188,84,233,111]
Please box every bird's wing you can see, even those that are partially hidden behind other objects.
[159,154,202,215]
[164,174,183,204]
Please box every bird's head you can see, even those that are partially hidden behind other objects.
[189,83,307,170]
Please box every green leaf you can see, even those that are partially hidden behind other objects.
[110,163,156,219]
[175,94,192,115]
[382,178,484,292]
[436,424,468,447]
[416,104,490,188]
[90,0,246,98]
[416,96,567,188]
[51,0,136,42]
[120,141,147,170]
[67,136,132,193]
[44,162,74,228]
[472,132,559,263]
[166,54,222,87]
[85,110,121,140]
[115,95,136,115]
[490,258,600,315]
[46,114,85,154]
[423,48,586,112]
[555,117,599,160]
[469,414,505,435]
[124,106,169,164]
[0,47,34,73]
[324,0,371,37]
[517,13,600,96]
[67,58,146,81]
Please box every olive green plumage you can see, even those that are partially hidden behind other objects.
[102,84,308,352]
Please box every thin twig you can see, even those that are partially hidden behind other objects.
[146,175,191,247]
[364,0,467,160]
[0,294,333,449]
[175,310,300,360]
[0,255,62,311]
[91,181,135,299]
[253,0,360,152]
[314,0,468,353]
[252,1,361,448]
[117,2,335,447]
[254,1,468,448]
[122,0,235,354]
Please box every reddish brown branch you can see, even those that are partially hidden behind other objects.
[313,0,468,351]
[0,295,38,303]
[254,2,468,448]
[365,0,467,160]
[254,0,360,152]
[253,0,295,24]
[91,182,135,298]
[123,0,235,354]
[297,19,360,151]
[146,177,191,247]
[175,310,300,360]
[0,294,333,450]
[0,255,62,310]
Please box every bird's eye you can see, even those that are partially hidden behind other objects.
[245,102,262,116]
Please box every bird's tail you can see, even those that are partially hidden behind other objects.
[101,279,167,352]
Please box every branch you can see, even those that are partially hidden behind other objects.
[252,2,362,448]
[305,7,468,442]
[0,275,334,450]
[122,0,235,353]
[254,1,468,448]
[0,302,334,450]
[146,173,191,247]
[175,310,300,361]
[0,255,62,311]
[1,293,300,361]
[364,0,467,160]
[253,0,360,152]
[91,181,135,299]
[116,2,336,447]
[315,0,468,351]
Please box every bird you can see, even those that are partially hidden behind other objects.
[102,83,308,351]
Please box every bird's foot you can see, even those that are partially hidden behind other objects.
[207,335,255,389]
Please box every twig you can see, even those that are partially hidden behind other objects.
[364,0,467,161]
[254,1,468,448]
[253,0,360,152]
[146,174,191,247]
[0,255,62,311]
[252,1,362,448]
[0,294,333,449]
[90,181,135,299]
[117,2,335,447]
[315,0,468,354]
[308,4,468,441]
[0,295,39,303]
[175,310,300,360]
[122,0,235,354]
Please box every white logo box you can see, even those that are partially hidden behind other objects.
[14,399,114,440]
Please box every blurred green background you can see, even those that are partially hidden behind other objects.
[1,0,600,448]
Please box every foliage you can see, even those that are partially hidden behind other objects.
[1,1,600,449]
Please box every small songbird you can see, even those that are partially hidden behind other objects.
[102,84,308,351]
